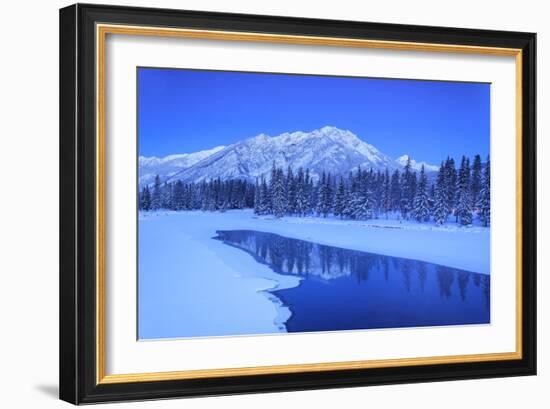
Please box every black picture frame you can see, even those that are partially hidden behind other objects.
[60,3,536,404]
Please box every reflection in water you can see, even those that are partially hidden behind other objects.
[214,230,490,333]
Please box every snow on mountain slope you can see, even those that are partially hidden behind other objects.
[396,154,439,173]
[139,127,438,185]
[164,126,396,184]
[139,146,225,186]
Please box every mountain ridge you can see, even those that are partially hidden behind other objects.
[139,126,437,186]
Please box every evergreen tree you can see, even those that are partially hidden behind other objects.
[349,189,373,220]
[140,185,151,211]
[286,166,297,215]
[151,175,162,210]
[410,171,417,206]
[412,165,430,222]
[471,154,482,209]
[444,157,457,219]
[271,168,287,217]
[399,157,416,219]
[478,156,491,226]
[381,168,391,218]
[253,178,261,214]
[390,169,401,213]
[161,182,172,209]
[348,169,373,220]
[258,176,270,215]
[245,182,255,208]
[372,170,383,218]
[327,173,335,214]
[456,156,472,225]
[433,162,447,225]
[295,168,308,216]
[317,172,332,217]
[172,180,184,210]
[333,177,347,218]
[268,162,277,213]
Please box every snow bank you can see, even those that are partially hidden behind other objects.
[138,212,301,339]
[138,209,489,339]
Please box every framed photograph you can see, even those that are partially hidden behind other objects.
[59,3,536,404]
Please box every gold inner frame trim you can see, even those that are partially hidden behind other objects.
[96,23,523,385]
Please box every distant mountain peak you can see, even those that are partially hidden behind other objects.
[138,145,226,186]
[139,127,438,186]
[396,154,439,172]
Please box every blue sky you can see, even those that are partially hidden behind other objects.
[138,67,490,164]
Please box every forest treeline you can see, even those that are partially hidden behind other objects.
[139,155,490,226]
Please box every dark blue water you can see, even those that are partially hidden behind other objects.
[214,230,490,333]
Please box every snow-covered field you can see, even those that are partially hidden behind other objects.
[138,209,490,339]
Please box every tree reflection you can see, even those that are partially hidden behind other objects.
[482,274,490,310]
[417,262,427,293]
[214,230,488,307]
[436,266,454,299]
[457,271,470,301]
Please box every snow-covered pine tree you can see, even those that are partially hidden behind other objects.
[294,168,307,216]
[310,176,320,215]
[320,172,334,217]
[140,185,151,210]
[348,169,373,220]
[333,177,347,218]
[189,183,198,209]
[258,176,270,215]
[253,178,261,214]
[245,182,255,208]
[286,166,296,215]
[444,157,457,219]
[433,162,447,225]
[182,183,190,209]
[151,175,162,210]
[341,169,357,219]
[456,156,473,225]
[400,157,413,219]
[187,182,195,209]
[202,184,209,209]
[350,188,373,220]
[161,182,172,209]
[200,182,210,211]
[381,168,391,218]
[316,172,328,217]
[268,161,277,213]
[478,156,491,226]
[410,171,417,206]
[429,183,435,209]
[304,168,313,216]
[271,168,287,217]
[372,170,382,218]
[390,169,401,213]
[211,179,221,211]
[471,154,482,210]
[226,180,236,209]
[327,173,334,214]
[239,180,247,208]
[171,180,183,210]
[138,187,144,210]
[412,165,430,222]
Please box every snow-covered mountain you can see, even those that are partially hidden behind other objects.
[139,126,437,186]
[139,146,225,186]
[396,155,439,173]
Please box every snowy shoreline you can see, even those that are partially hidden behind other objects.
[138,209,490,339]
